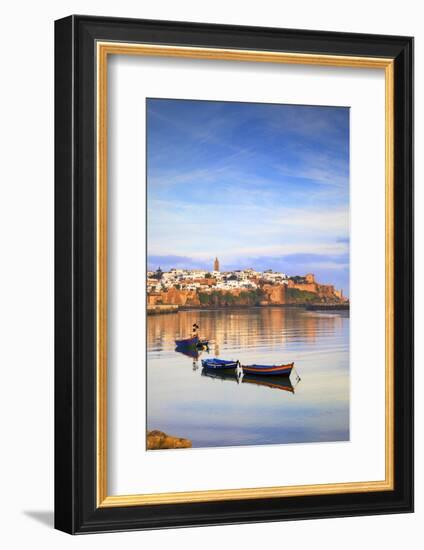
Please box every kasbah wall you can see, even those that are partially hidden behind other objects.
[287,273,337,298]
[147,273,345,307]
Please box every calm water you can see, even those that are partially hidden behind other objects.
[147,307,349,449]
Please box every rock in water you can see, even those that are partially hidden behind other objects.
[147,430,192,450]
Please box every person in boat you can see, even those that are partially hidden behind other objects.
[192,323,209,350]
[191,323,200,348]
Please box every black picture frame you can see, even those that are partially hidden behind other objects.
[55,15,413,534]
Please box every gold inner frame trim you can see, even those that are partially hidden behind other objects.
[96,41,395,508]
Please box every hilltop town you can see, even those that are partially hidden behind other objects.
[147,257,348,312]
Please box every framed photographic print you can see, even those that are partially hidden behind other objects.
[54,15,413,533]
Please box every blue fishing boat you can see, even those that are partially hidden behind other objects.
[175,341,209,359]
[175,335,199,347]
[241,362,294,376]
[201,358,239,371]
[175,322,208,348]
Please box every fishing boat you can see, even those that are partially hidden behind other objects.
[241,362,294,376]
[175,341,209,359]
[175,335,199,347]
[175,322,209,348]
[201,358,239,371]
[175,338,209,350]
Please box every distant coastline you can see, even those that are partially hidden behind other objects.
[147,265,349,316]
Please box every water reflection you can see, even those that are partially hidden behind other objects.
[175,343,210,370]
[147,307,349,448]
[148,307,345,355]
[201,368,296,394]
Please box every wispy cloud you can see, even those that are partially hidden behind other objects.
[275,153,348,189]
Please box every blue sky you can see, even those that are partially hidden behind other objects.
[147,98,350,295]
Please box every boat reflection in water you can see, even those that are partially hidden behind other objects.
[201,368,242,385]
[175,343,210,370]
[242,373,296,394]
[201,368,297,394]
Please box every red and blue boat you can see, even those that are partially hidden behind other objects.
[201,358,239,371]
[241,362,294,376]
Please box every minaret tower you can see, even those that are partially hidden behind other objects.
[214,257,220,272]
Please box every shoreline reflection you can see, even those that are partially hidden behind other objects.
[147,307,349,448]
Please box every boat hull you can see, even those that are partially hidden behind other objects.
[175,336,199,347]
[241,362,294,376]
[201,358,238,371]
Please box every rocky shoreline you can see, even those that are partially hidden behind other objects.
[147,304,179,315]
[147,430,192,450]
[306,303,350,311]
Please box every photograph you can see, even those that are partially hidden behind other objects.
[146,98,351,450]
